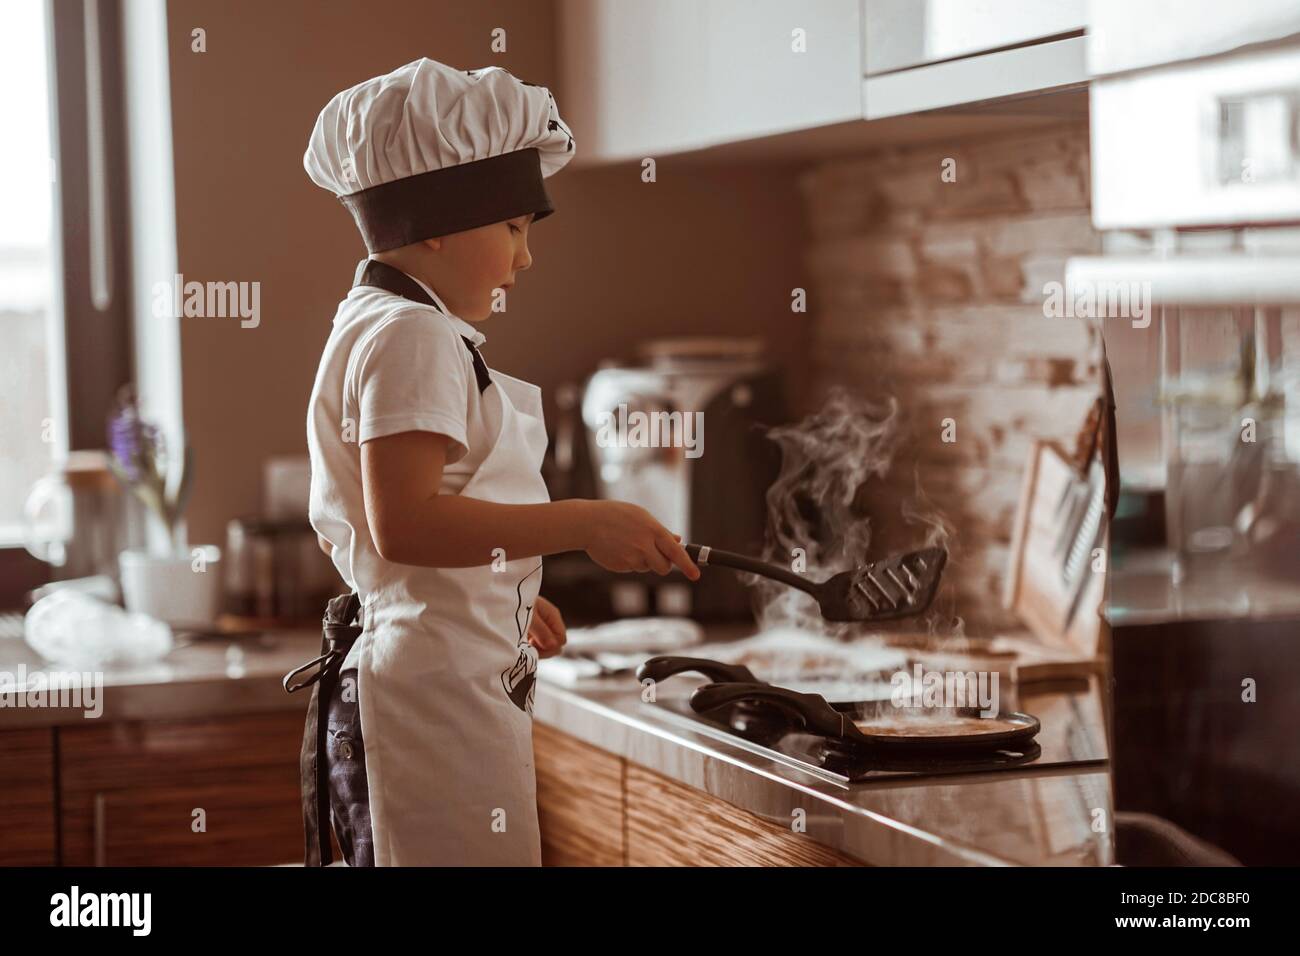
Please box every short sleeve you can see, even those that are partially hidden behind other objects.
[348,310,471,462]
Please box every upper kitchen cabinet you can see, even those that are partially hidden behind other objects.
[1087,0,1300,229]
[862,0,1088,119]
[1089,0,1300,76]
[559,0,863,164]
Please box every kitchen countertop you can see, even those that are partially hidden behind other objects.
[535,668,1112,866]
[0,626,1112,866]
[0,629,319,727]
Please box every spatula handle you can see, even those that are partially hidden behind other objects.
[683,543,817,596]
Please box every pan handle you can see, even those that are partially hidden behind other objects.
[635,655,760,686]
[689,682,852,740]
[683,544,819,596]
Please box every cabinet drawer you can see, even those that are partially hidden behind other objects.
[0,728,57,865]
[59,711,305,866]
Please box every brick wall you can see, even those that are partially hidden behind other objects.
[797,122,1102,634]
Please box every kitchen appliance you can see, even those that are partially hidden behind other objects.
[543,337,786,621]
[639,654,1039,757]
[682,543,947,623]
[653,693,1044,784]
[1070,3,1300,863]
[639,670,1109,785]
[693,682,1040,753]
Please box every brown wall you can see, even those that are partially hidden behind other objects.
[163,0,807,546]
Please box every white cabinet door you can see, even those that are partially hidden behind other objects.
[560,0,712,162]
[1088,0,1300,77]
[702,0,863,144]
[560,0,861,163]
[865,0,1087,75]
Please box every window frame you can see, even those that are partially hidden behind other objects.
[0,0,133,608]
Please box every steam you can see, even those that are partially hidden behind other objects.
[900,468,964,638]
[751,385,960,640]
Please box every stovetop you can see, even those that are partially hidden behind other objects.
[645,694,1095,785]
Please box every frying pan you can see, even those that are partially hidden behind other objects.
[636,655,896,710]
[690,681,1040,754]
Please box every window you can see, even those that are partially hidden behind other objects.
[0,0,132,606]
[0,0,58,544]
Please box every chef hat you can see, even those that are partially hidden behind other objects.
[304,58,575,253]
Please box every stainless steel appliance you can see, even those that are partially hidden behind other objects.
[542,338,786,621]
[1070,4,1300,863]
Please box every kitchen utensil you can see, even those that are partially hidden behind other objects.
[683,543,947,623]
[1004,441,1107,657]
[690,681,1040,754]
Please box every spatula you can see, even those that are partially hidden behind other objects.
[683,543,947,623]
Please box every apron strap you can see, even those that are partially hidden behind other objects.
[352,258,492,394]
[283,591,364,866]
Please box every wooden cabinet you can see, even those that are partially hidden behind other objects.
[533,723,864,866]
[559,0,862,163]
[0,729,58,865]
[533,722,625,866]
[625,763,862,866]
[58,712,305,866]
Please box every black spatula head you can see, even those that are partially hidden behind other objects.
[817,547,947,622]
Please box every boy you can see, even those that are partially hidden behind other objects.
[297,59,699,866]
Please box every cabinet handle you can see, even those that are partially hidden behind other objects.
[93,792,107,866]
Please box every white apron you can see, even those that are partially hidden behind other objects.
[353,365,549,866]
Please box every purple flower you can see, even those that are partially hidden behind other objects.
[107,388,162,485]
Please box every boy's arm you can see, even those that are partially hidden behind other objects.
[361,429,592,568]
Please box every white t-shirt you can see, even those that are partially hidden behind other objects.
[306,265,501,670]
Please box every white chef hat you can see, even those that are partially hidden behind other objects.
[304,58,575,253]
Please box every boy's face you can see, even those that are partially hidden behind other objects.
[422,213,534,321]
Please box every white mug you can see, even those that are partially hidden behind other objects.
[119,546,223,630]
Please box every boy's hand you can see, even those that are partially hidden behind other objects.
[527,595,567,659]
[583,501,701,580]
